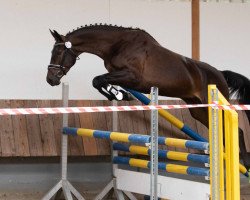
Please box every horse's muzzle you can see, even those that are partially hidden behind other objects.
[46,75,61,86]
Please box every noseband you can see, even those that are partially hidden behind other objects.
[48,41,80,77]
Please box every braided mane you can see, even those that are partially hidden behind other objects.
[66,23,145,36]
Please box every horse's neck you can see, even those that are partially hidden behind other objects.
[69,31,122,59]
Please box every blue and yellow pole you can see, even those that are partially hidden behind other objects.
[113,156,209,177]
[113,143,209,164]
[63,127,209,150]
[158,137,208,151]
[63,127,151,144]
[126,89,207,142]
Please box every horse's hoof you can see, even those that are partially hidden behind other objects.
[242,153,250,171]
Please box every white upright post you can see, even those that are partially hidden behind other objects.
[42,83,85,200]
[210,87,220,200]
[112,100,126,200]
[94,87,137,200]
[150,87,158,200]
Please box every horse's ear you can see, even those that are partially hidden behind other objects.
[49,29,63,42]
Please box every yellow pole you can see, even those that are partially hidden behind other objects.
[217,88,240,200]
[218,92,248,177]
[230,112,240,199]
[224,110,231,200]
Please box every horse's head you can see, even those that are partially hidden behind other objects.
[47,30,79,86]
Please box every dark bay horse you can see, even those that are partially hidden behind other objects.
[46,24,250,168]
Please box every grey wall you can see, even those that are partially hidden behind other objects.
[0,0,249,99]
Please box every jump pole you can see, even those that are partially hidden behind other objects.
[113,156,209,177]
[63,128,208,151]
[112,143,209,164]
[42,83,85,200]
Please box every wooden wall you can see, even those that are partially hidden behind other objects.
[0,99,249,157]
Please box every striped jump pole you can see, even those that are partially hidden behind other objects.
[158,136,208,151]
[63,127,150,143]
[63,127,209,151]
[113,143,209,164]
[126,88,207,142]
[113,156,209,177]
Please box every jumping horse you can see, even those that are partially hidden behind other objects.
[46,24,250,169]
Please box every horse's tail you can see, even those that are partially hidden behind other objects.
[221,70,250,121]
[221,70,250,169]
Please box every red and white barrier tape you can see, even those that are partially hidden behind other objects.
[0,103,249,116]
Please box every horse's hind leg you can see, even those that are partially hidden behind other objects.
[183,97,209,128]
[184,97,250,169]
[239,129,250,169]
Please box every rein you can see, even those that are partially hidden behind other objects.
[48,41,80,77]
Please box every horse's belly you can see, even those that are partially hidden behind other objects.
[142,67,196,98]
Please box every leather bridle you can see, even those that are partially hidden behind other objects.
[48,41,80,78]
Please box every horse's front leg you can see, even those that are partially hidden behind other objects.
[92,70,139,101]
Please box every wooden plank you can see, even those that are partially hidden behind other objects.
[1,97,250,159]
[10,100,30,157]
[77,100,98,156]
[68,101,84,156]
[129,101,148,135]
[195,120,208,144]
[118,101,137,134]
[103,100,114,156]
[90,100,110,156]
[0,100,15,157]
[103,101,113,131]
[128,100,147,134]
[72,100,85,156]
[37,100,57,156]
[67,100,84,156]
[50,100,63,155]
[192,0,200,61]
[24,100,43,156]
